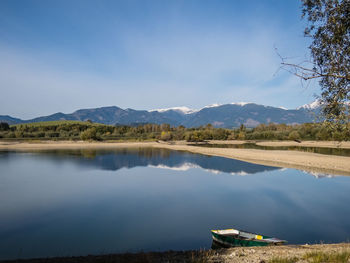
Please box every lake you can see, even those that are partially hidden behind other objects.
[1,148,350,260]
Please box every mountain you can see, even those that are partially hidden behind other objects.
[297,99,322,110]
[149,106,197,115]
[182,103,315,127]
[0,115,24,125]
[0,101,321,128]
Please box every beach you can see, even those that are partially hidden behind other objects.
[255,140,350,149]
[1,140,350,176]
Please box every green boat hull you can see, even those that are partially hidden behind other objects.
[212,231,274,247]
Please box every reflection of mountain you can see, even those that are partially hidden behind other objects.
[303,171,338,179]
[149,163,253,175]
[23,148,279,175]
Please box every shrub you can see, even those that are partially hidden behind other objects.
[80,127,99,141]
[14,131,24,138]
[288,131,301,141]
[237,131,246,140]
[160,131,172,141]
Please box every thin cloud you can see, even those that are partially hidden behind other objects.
[0,0,320,118]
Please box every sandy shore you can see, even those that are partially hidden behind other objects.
[1,140,350,176]
[256,140,350,149]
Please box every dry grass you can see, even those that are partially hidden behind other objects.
[268,250,350,263]
[303,250,350,263]
[269,257,299,263]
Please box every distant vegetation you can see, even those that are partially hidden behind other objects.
[0,121,349,141]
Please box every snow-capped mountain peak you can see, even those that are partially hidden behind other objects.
[230,102,251,106]
[202,103,222,109]
[150,102,266,114]
[201,102,253,110]
[297,99,321,110]
[149,106,197,114]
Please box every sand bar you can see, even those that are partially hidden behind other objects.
[256,140,350,149]
[1,140,350,176]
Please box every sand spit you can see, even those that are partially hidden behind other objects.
[1,140,350,176]
[256,140,350,149]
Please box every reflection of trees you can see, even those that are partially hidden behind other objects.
[80,149,97,159]
[20,147,278,175]
[137,147,172,159]
[31,147,173,159]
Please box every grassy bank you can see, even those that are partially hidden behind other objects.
[1,244,350,263]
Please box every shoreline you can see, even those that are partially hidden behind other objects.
[1,243,350,263]
[255,140,350,149]
[1,140,350,176]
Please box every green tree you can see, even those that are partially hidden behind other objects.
[239,124,246,132]
[282,0,349,127]
[0,122,10,131]
[303,0,349,127]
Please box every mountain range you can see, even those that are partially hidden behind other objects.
[0,101,321,128]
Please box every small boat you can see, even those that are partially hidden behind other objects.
[211,228,287,247]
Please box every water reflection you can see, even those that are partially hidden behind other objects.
[2,148,279,175]
[0,148,350,260]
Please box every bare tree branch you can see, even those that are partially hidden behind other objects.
[280,62,350,81]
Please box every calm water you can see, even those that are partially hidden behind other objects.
[189,143,350,157]
[1,148,350,260]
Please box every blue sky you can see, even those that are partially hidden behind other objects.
[0,0,320,119]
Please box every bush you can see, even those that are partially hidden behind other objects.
[5,132,16,138]
[14,131,24,138]
[288,131,301,141]
[160,131,172,141]
[80,127,99,141]
[237,131,246,140]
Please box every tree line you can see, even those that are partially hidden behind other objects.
[0,121,349,141]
